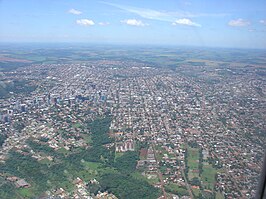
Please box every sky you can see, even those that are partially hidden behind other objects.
[0,0,266,48]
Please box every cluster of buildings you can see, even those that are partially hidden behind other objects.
[115,140,135,152]
[0,59,265,198]
[48,177,117,199]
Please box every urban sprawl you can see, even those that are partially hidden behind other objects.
[0,60,265,199]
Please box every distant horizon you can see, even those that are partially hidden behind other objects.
[1,41,266,50]
[1,0,266,49]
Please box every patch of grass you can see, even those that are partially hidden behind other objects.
[165,182,189,196]
[97,166,118,175]
[192,187,200,197]
[145,174,160,185]
[81,134,92,144]
[202,163,217,190]
[83,161,102,170]
[115,152,124,160]
[17,187,35,198]
[77,169,97,180]
[187,147,199,169]
[131,172,148,181]
[73,123,82,128]
[187,147,200,180]
[132,171,160,186]
[38,158,52,165]
[188,171,199,179]
[81,161,118,177]
[216,191,224,199]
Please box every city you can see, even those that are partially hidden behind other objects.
[0,50,265,198]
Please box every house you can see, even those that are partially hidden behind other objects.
[15,179,31,188]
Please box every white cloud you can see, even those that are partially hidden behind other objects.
[172,18,201,27]
[259,20,266,25]
[228,18,250,27]
[69,8,82,15]
[99,22,110,26]
[184,1,192,6]
[121,19,148,26]
[102,2,228,22]
[76,19,95,26]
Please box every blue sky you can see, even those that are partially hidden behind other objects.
[0,0,266,48]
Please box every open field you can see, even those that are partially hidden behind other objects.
[187,147,200,180]
[165,182,189,196]
[202,163,217,190]
[1,45,266,72]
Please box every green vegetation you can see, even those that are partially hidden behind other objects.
[0,62,28,72]
[190,177,201,186]
[82,134,92,144]
[99,173,161,199]
[115,152,124,159]
[13,121,26,132]
[17,187,35,198]
[26,139,65,160]
[56,147,70,156]
[83,161,102,170]
[0,182,18,199]
[132,172,160,185]
[216,191,225,199]
[192,188,200,197]
[88,116,113,146]
[187,147,200,169]
[202,163,217,190]
[73,123,82,128]
[0,80,37,99]
[1,151,53,194]
[187,147,200,180]
[38,158,52,165]
[114,151,138,173]
[146,174,160,185]
[164,183,189,196]
[185,146,219,198]
[0,134,7,147]
[0,116,161,199]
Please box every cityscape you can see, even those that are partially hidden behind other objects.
[0,46,265,199]
[1,0,266,198]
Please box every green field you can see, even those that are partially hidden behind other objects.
[115,152,124,160]
[202,163,217,190]
[187,147,200,180]
[186,146,219,197]
[38,158,52,165]
[187,147,200,169]
[17,187,35,198]
[82,160,118,178]
[82,161,102,170]
[192,188,200,197]
[165,183,189,196]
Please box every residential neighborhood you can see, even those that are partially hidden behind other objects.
[0,58,265,199]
